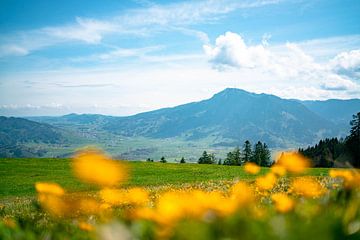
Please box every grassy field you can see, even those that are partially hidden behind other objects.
[0,156,359,240]
[0,158,329,198]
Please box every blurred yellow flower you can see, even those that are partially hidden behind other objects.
[230,181,254,206]
[100,188,127,206]
[78,222,94,231]
[79,198,101,215]
[35,182,65,196]
[38,193,68,217]
[329,169,360,189]
[127,187,149,206]
[244,162,261,174]
[271,193,295,213]
[73,149,128,187]
[100,187,149,206]
[256,173,277,191]
[276,152,310,174]
[271,164,287,176]
[291,177,326,198]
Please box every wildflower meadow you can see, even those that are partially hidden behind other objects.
[1,149,359,240]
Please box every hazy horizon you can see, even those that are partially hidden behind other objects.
[1,87,360,117]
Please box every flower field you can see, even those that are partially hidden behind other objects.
[0,149,359,240]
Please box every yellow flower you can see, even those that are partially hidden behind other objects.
[244,162,261,174]
[271,164,287,176]
[230,181,254,206]
[35,182,65,196]
[291,177,326,198]
[276,152,310,174]
[100,187,149,206]
[38,193,68,217]
[99,188,127,206]
[256,173,277,191]
[329,169,360,189]
[271,193,295,213]
[78,222,94,231]
[79,198,102,215]
[127,187,149,206]
[154,191,186,225]
[73,149,128,187]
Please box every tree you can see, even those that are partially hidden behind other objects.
[346,112,360,167]
[146,158,153,162]
[218,159,222,165]
[198,151,215,164]
[224,147,241,165]
[261,143,272,167]
[160,156,167,163]
[242,140,252,163]
[251,141,263,166]
[180,157,186,163]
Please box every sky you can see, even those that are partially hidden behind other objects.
[0,0,359,116]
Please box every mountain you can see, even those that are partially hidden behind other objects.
[102,88,342,147]
[301,99,360,125]
[0,116,72,157]
[12,88,358,159]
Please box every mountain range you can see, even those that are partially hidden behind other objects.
[1,88,359,159]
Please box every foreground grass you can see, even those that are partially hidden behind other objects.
[0,155,359,240]
[0,158,329,198]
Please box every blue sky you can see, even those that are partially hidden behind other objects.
[0,0,359,116]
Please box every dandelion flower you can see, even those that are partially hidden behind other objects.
[73,149,128,187]
[230,181,254,206]
[271,193,295,213]
[35,182,65,196]
[271,164,287,176]
[256,173,277,191]
[329,169,360,189]
[291,177,326,198]
[38,194,68,217]
[244,162,261,174]
[99,188,127,206]
[276,152,310,174]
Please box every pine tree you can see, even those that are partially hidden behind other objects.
[261,143,271,166]
[346,112,360,167]
[180,157,186,163]
[198,151,214,164]
[242,140,252,163]
[251,141,263,166]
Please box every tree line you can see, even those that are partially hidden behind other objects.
[198,140,271,167]
[299,112,360,168]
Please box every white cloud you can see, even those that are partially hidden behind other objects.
[0,44,29,57]
[328,50,360,80]
[0,0,281,57]
[42,17,116,44]
[204,32,360,93]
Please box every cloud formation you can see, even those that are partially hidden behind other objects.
[204,32,360,92]
[0,0,280,57]
[329,50,360,80]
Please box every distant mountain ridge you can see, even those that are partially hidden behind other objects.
[29,88,359,148]
[102,88,345,147]
[3,88,359,158]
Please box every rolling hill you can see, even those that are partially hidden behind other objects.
[0,116,78,157]
[4,88,359,158]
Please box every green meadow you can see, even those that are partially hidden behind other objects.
[0,158,329,198]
